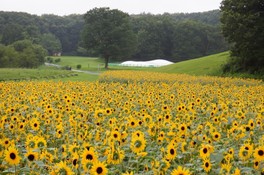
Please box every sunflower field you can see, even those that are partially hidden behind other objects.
[0,70,263,175]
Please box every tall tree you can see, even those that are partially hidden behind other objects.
[40,33,62,55]
[221,0,264,73]
[82,8,137,68]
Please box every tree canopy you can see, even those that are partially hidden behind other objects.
[0,10,228,67]
[0,40,47,68]
[221,0,264,73]
[82,8,137,68]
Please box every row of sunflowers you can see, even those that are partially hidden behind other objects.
[0,71,263,174]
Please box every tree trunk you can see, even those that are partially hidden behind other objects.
[104,55,109,69]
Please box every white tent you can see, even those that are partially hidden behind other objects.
[120,59,173,67]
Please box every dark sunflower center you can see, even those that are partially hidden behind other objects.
[203,148,208,154]
[28,154,35,161]
[215,134,219,138]
[34,123,38,127]
[86,154,93,160]
[170,148,175,155]
[245,147,249,150]
[96,167,103,174]
[114,134,118,138]
[205,162,209,167]
[181,126,185,130]
[10,153,16,160]
[255,161,259,166]
[258,150,264,156]
[73,159,77,166]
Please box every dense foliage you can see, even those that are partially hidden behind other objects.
[0,10,227,64]
[221,0,264,73]
[82,8,137,68]
[0,40,47,68]
[131,12,227,62]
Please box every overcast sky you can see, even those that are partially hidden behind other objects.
[1,0,222,16]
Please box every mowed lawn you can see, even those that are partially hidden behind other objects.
[52,56,105,72]
[152,52,229,76]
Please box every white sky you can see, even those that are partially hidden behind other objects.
[1,0,222,16]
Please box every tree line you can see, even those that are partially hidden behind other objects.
[0,10,228,68]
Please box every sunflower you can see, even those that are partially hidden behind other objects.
[199,144,211,160]
[30,119,40,131]
[181,142,187,153]
[2,138,12,148]
[107,148,125,164]
[40,150,54,163]
[4,146,21,165]
[128,117,138,128]
[253,160,259,170]
[202,158,211,172]
[166,143,177,160]
[238,143,253,161]
[69,143,79,154]
[111,130,121,141]
[212,131,221,141]
[122,171,133,175]
[231,168,241,175]
[90,161,108,175]
[171,166,191,175]
[253,145,264,161]
[130,135,146,154]
[71,152,79,169]
[81,147,98,166]
[55,161,74,175]
[36,136,47,148]
[25,150,38,162]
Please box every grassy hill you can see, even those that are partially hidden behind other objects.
[2,51,262,81]
[152,52,229,76]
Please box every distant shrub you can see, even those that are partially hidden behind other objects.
[54,58,61,63]
[46,57,53,63]
[76,64,82,69]
[61,65,71,70]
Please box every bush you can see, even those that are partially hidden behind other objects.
[46,57,53,63]
[54,58,61,63]
[76,64,82,69]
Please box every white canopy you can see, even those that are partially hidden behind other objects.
[120,59,173,67]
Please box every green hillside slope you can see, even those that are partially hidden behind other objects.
[153,52,229,76]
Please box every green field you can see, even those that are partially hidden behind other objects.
[51,56,105,72]
[1,52,263,81]
[0,67,98,82]
[152,52,229,75]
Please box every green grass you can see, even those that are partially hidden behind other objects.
[2,52,262,82]
[151,52,229,75]
[51,56,105,72]
[53,72,99,82]
[0,67,97,82]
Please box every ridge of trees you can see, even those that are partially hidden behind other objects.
[0,10,228,68]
